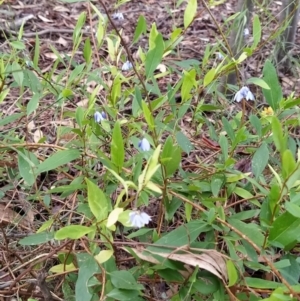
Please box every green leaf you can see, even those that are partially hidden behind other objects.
[252,142,269,179]
[148,220,210,252]
[107,208,123,228]
[262,60,282,110]
[18,150,39,186]
[166,147,181,177]
[10,40,26,50]
[94,249,114,264]
[285,202,300,219]
[272,116,286,154]
[37,149,81,174]
[221,117,235,142]
[184,0,197,29]
[185,202,193,222]
[176,131,194,155]
[107,289,140,300]
[19,232,55,246]
[133,15,147,43]
[23,69,42,93]
[211,174,225,197]
[228,218,264,247]
[246,77,269,89]
[149,23,159,50]
[33,34,40,68]
[12,61,24,87]
[282,149,296,180]
[249,114,262,137]
[110,271,144,290]
[75,253,101,301]
[203,68,216,88]
[55,225,93,240]
[144,144,162,184]
[194,276,219,295]
[161,137,181,177]
[252,14,261,49]
[226,260,238,287]
[111,121,124,173]
[86,178,110,222]
[219,134,228,161]
[245,277,283,289]
[0,113,23,127]
[27,93,40,116]
[285,165,300,191]
[142,101,155,130]
[145,33,164,79]
[83,37,92,63]
[181,69,196,101]
[268,212,300,249]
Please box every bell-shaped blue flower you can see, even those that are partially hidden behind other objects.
[138,138,151,151]
[112,12,124,21]
[128,211,151,228]
[234,86,254,103]
[122,60,133,71]
[94,111,106,122]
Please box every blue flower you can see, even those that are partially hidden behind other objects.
[128,211,151,228]
[122,60,133,71]
[138,138,151,151]
[112,12,124,21]
[234,86,255,103]
[217,52,224,60]
[244,28,250,36]
[94,111,106,122]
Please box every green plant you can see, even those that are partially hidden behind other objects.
[1,0,300,300]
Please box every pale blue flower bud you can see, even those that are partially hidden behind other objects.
[94,111,106,122]
[122,61,133,71]
[138,138,151,151]
[112,12,124,21]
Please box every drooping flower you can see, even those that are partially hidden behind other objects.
[138,138,151,151]
[112,12,124,21]
[122,60,133,71]
[244,28,250,36]
[128,211,151,228]
[94,111,106,122]
[217,52,224,60]
[234,86,255,103]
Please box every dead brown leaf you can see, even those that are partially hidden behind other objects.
[126,247,228,281]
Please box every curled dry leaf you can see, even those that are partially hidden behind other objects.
[56,37,68,47]
[33,129,44,143]
[53,6,70,12]
[27,120,35,132]
[125,247,228,281]
[76,98,89,108]
[38,15,54,23]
